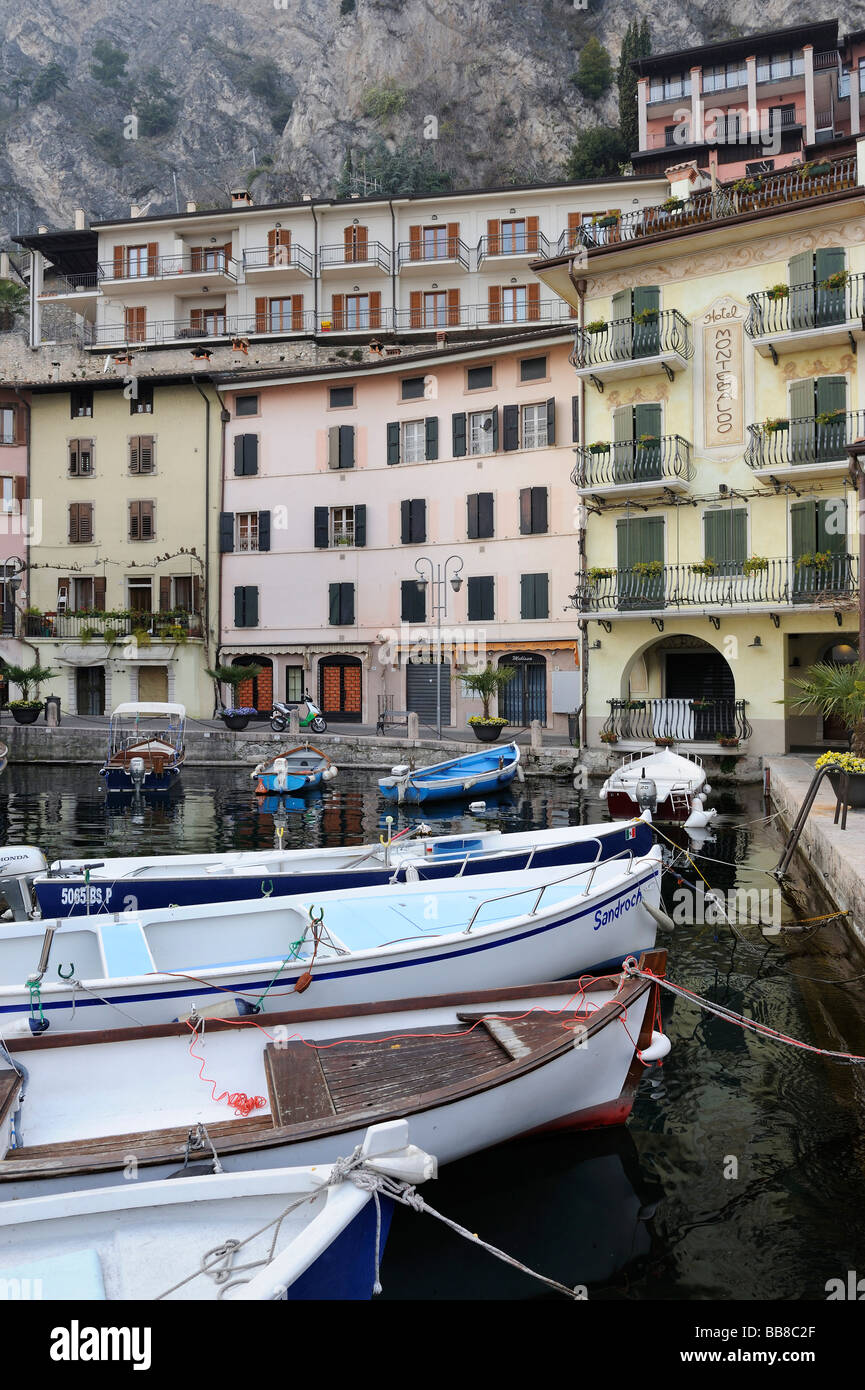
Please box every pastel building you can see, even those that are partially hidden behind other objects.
[0,387,30,687]
[218,333,584,734]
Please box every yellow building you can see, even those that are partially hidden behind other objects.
[534,146,865,755]
[23,375,221,715]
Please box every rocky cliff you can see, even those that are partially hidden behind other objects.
[0,0,858,242]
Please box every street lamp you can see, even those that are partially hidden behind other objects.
[414,555,464,739]
[845,438,865,662]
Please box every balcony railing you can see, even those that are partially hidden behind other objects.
[243,245,315,275]
[396,239,470,270]
[477,231,550,261]
[571,556,857,613]
[746,274,865,340]
[39,271,103,296]
[392,299,573,332]
[99,254,238,282]
[603,698,752,745]
[319,241,391,273]
[90,310,318,347]
[745,410,865,470]
[573,435,693,490]
[571,309,693,370]
[572,157,858,250]
[20,610,203,640]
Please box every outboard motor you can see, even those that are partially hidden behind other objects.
[273,757,289,792]
[129,756,146,788]
[0,847,49,921]
[635,768,658,814]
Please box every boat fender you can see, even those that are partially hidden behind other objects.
[640,1030,672,1064]
[516,764,525,782]
[294,970,313,994]
[703,783,712,795]
[404,864,419,882]
[469,801,486,813]
[642,899,675,932]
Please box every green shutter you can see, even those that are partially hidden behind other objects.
[704,507,746,572]
[343,583,354,625]
[329,583,340,625]
[610,288,632,361]
[818,497,847,555]
[452,412,467,457]
[815,248,846,327]
[815,375,848,462]
[633,285,660,358]
[613,405,634,482]
[354,504,366,547]
[386,422,400,465]
[634,403,662,480]
[790,500,814,560]
[788,251,814,332]
[425,417,438,460]
[789,378,815,465]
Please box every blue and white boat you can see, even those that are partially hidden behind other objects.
[378,741,521,804]
[99,702,186,793]
[0,845,663,1033]
[0,1120,435,1301]
[252,744,337,796]
[29,818,653,917]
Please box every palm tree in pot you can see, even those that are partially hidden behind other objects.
[0,278,28,331]
[206,664,263,729]
[787,660,865,803]
[459,663,516,741]
[3,662,57,722]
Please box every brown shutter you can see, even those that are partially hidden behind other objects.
[368,290,381,329]
[192,575,201,614]
[567,211,582,248]
[447,288,460,326]
[14,405,26,444]
[446,222,459,257]
[254,297,267,333]
[142,500,154,539]
[526,216,539,253]
[487,219,500,255]
[409,225,422,260]
[146,242,159,276]
[343,226,354,259]
[129,437,139,473]
[267,228,278,264]
[190,308,204,333]
[488,285,502,324]
[140,435,154,473]
[94,576,106,609]
[129,502,138,540]
[190,246,204,271]
[69,503,78,542]
[113,245,124,277]
[409,291,423,329]
[159,576,171,612]
[331,294,345,331]
[125,307,146,342]
[355,226,368,260]
[291,294,304,332]
[222,241,232,264]
[527,282,540,320]
[13,475,26,505]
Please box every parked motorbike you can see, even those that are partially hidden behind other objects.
[270,694,327,734]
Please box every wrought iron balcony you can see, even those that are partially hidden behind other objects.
[571,555,858,613]
[20,610,203,640]
[571,309,692,373]
[746,274,865,341]
[602,698,751,745]
[745,410,865,471]
[572,435,693,491]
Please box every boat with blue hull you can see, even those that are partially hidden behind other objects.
[99,702,186,794]
[252,744,337,797]
[378,742,521,804]
[30,818,653,917]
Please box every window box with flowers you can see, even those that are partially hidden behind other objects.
[816,752,865,807]
[765,283,789,301]
[689,698,714,711]
[762,417,789,434]
[588,440,610,454]
[743,556,769,575]
[815,408,846,426]
[803,161,833,179]
[818,270,849,291]
[733,176,760,195]
[599,730,618,744]
[631,560,664,577]
[593,214,619,228]
[586,320,607,335]
[661,196,684,212]
[654,735,674,747]
[633,309,659,326]
[716,734,740,748]
[795,551,834,570]
[586,567,614,583]
[690,559,718,576]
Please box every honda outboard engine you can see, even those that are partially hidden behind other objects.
[0,847,49,920]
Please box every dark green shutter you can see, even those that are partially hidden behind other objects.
[815,375,848,462]
[257,511,270,552]
[339,425,354,469]
[329,583,340,625]
[520,573,548,619]
[354,504,366,547]
[519,488,531,535]
[413,498,426,543]
[246,586,258,626]
[467,494,479,539]
[818,497,846,555]
[400,499,411,544]
[490,406,499,451]
[314,507,329,548]
[634,402,662,480]
[387,422,400,465]
[790,500,813,560]
[613,405,634,482]
[789,377,815,465]
[233,436,245,475]
[468,576,494,622]
[815,248,846,327]
[546,397,556,444]
[401,579,424,623]
[572,396,580,443]
[453,412,467,457]
[610,287,632,360]
[478,492,493,538]
[234,586,244,626]
[788,251,814,331]
[633,285,660,358]
[534,487,548,534]
[502,405,519,451]
[425,417,438,460]
[343,583,354,625]
[219,512,234,552]
[703,507,746,571]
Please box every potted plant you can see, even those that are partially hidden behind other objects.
[690,698,714,710]
[795,551,833,570]
[593,213,619,228]
[586,320,607,335]
[633,308,659,325]
[637,432,660,445]
[631,560,664,577]
[766,283,789,300]
[3,662,57,723]
[733,177,759,195]
[588,440,610,454]
[599,730,618,743]
[743,555,769,575]
[815,750,865,807]
[818,269,849,291]
[763,417,789,433]
[625,699,646,710]
[786,665,865,797]
[690,559,718,576]
[459,663,516,742]
[716,734,740,748]
[586,566,614,583]
[661,196,684,212]
[205,663,264,728]
[804,161,832,179]
[654,735,674,747]
[815,408,846,426]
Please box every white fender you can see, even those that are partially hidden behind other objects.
[641,1030,672,1064]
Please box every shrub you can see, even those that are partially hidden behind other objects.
[31,63,68,104]
[565,126,627,180]
[572,38,613,100]
[90,40,128,85]
[362,81,407,122]
[134,69,180,137]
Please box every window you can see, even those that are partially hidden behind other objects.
[648,71,691,102]
[401,376,426,401]
[703,61,747,92]
[69,439,93,476]
[401,579,426,623]
[129,500,155,541]
[236,512,260,553]
[126,246,148,277]
[234,585,259,628]
[500,287,527,323]
[329,386,355,409]
[234,434,259,476]
[469,410,496,456]
[467,492,494,540]
[68,502,93,543]
[423,292,447,327]
[467,576,494,622]
[756,50,804,82]
[401,420,426,464]
[286,666,303,702]
[1,477,14,513]
[327,424,355,470]
[520,356,547,383]
[129,436,154,474]
[0,407,16,444]
[71,388,93,418]
[520,573,549,619]
[172,575,194,611]
[127,577,152,613]
[328,582,355,625]
[235,394,259,417]
[345,295,370,329]
[519,487,548,536]
[400,498,426,544]
[703,508,747,574]
[314,504,365,548]
[73,577,96,610]
[331,506,355,547]
[125,307,147,343]
[521,404,548,449]
[423,225,448,258]
[202,309,226,336]
[130,382,154,414]
[467,365,493,391]
[500,219,526,253]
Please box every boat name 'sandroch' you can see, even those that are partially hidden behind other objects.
[594,887,643,931]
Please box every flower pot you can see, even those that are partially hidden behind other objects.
[11,704,43,725]
[221,714,250,731]
[470,723,505,743]
[827,770,865,807]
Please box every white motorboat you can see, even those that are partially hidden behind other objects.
[600,748,709,822]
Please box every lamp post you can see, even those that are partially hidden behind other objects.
[845,439,865,662]
[414,555,464,740]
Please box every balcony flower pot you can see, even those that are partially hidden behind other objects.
[654,736,674,747]
[690,560,718,576]
[716,735,740,748]
[815,409,846,426]
[625,700,646,710]
[588,441,610,454]
[9,702,43,724]
[586,321,607,334]
[762,418,789,433]
[468,716,508,742]
[743,556,769,575]
[795,551,833,571]
[818,270,849,291]
[633,309,659,325]
[594,215,619,228]
[765,284,789,300]
[631,561,664,577]
[690,699,714,710]
[599,731,618,744]
[804,162,832,179]
[587,567,614,583]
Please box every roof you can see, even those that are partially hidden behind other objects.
[631,21,839,77]
[110,703,186,718]
[14,229,97,276]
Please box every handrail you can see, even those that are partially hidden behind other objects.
[462,843,640,934]
[773,763,845,878]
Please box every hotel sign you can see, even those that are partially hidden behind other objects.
[702,301,744,448]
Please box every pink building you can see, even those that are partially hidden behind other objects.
[218,333,583,735]
[0,389,30,689]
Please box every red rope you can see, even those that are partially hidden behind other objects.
[185,1023,266,1116]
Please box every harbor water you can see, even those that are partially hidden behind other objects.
[2,763,865,1301]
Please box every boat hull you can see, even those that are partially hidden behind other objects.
[378,742,520,804]
[379,765,518,804]
[99,764,182,794]
[255,770,323,796]
[605,789,692,822]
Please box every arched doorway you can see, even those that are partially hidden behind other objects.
[498,652,547,726]
[318,655,362,723]
[623,635,737,741]
[232,655,273,714]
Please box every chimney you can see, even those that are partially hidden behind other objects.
[73,209,86,230]
[37,225,48,234]
[186,200,197,213]
[0,252,9,279]
[302,193,312,202]
[231,188,253,207]
[130,203,141,218]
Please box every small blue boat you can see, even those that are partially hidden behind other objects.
[252,743,337,796]
[99,702,185,793]
[378,741,521,804]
